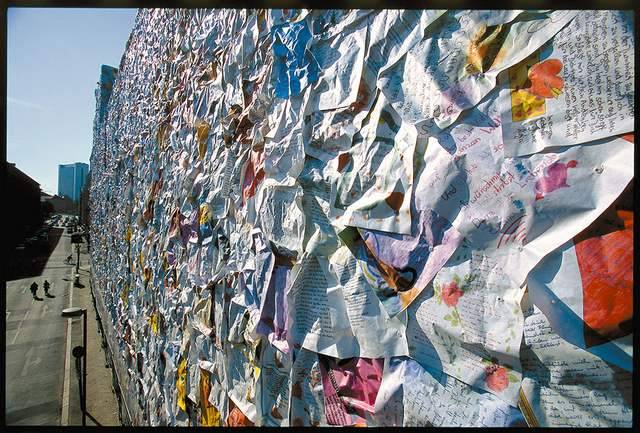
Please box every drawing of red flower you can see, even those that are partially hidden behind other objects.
[484,364,509,392]
[527,58,564,98]
[441,281,464,307]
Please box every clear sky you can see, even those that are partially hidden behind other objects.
[7,8,138,195]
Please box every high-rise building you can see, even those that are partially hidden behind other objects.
[58,162,89,202]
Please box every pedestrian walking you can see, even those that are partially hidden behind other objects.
[30,282,38,299]
[43,280,53,297]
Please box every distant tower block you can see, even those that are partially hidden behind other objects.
[58,162,89,202]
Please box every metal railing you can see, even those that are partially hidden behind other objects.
[89,275,134,426]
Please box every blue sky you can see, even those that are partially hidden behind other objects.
[7,8,138,195]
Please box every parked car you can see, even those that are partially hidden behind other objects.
[24,236,41,248]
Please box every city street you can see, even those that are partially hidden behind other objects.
[5,221,74,425]
[5,219,119,426]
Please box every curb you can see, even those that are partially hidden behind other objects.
[60,263,77,426]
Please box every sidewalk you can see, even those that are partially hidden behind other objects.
[64,241,121,426]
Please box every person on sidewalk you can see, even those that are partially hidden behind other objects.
[30,282,38,299]
[43,280,54,298]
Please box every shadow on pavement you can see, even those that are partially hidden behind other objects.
[86,411,103,426]
[6,228,64,281]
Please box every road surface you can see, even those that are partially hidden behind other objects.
[5,224,76,425]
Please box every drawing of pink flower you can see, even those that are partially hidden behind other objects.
[485,364,509,392]
[534,159,578,201]
[441,281,464,307]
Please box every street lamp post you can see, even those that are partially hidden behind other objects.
[75,243,81,274]
[61,307,87,426]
